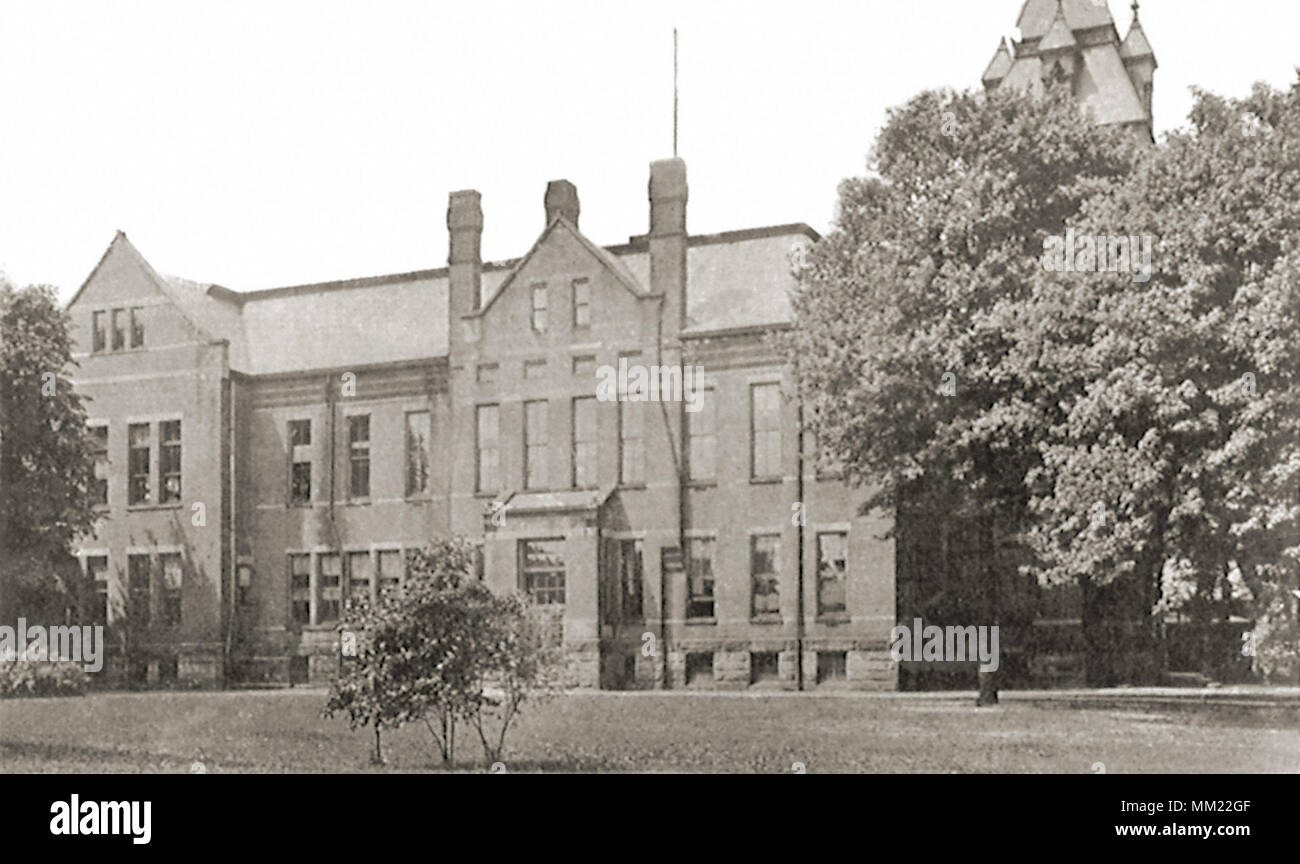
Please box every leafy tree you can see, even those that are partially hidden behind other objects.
[787,84,1140,700]
[0,280,97,623]
[323,538,563,768]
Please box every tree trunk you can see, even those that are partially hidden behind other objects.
[371,727,384,765]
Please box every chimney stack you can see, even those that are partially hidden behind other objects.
[447,189,483,332]
[544,179,580,228]
[648,158,688,331]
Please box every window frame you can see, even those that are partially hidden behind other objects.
[749,533,781,619]
[159,419,182,504]
[347,414,370,501]
[404,410,431,497]
[749,381,782,480]
[686,536,715,620]
[530,283,548,332]
[816,531,849,617]
[572,278,591,328]
[127,422,151,506]
[571,396,597,489]
[524,399,549,490]
[519,538,566,605]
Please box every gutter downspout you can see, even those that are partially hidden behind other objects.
[795,392,806,691]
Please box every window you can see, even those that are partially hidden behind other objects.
[405,411,430,496]
[750,534,780,618]
[289,419,312,504]
[348,415,370,499]
[523,359,547,380]
[347,551,373,607]
[160,553,182,626]
[750,382,782,478]
[572,278,590,328]
[571,396,597,488]
[530,283,548,332]
[290,555,311,625]
[524,400,548,489]
[520,538,565,605]
[91,311,106,353]
[129,307,145,349]
[817,532,848,616]
[86,556,109,624]
[619,401,643,485]
[111,309,125,351]
[476,363,498,386]
[159,420,181,503]
[751,651,779,684]
[572,354,596,378]
[318,554,342,623]
[476,405,499,492]
[620,539,643,620]
[88,425,109,507]
[817,651,848,684]
[127,423,151,505]
[686,537,715,619]
[685,652,713,686]
[128,554,151,627]
[377,550,403,598]
[688,388,715,481]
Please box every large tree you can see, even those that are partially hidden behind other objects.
[787,84,1141,700]
[0,280,97,622]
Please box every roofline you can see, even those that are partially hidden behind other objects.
[231,354,448,383]
[681,320,793,341]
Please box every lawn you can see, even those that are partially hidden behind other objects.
[1,689,1296,773]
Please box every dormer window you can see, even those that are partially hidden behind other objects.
[531,284,548,332]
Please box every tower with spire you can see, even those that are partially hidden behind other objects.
[982,0,1157,140]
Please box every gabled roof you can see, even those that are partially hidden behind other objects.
[1039,5,1079,52]
[982,38,1014,84]
[470,216,647,318]
[1016,0,1113,40]
[67,231,217,345]
[1120,20,1155,62]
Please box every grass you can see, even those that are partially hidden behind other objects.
[1,688,1296,773]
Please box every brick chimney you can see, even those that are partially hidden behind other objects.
[544,179,580,228]
[648,158,688,332]
[447,189,483,339]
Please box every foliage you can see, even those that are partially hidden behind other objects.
[323,537,564,767]
[0,280,97,621]
[0,659,89,698]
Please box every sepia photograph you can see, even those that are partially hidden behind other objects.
[0,0,1297,839]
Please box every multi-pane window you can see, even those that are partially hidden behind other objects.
[318,554,342,623]
[572,355,596,378]
[816,532,848,616]
[750,382,782,478]
[686,537,715,619]
[571,396,597,488]
[347,551,373,607]
[688,388,715,481]
[86,555,109,624]
[476,405,499,492]
[520,539,565,605]
[750,534,780,617]
[530,284,548,332]
[159,420,182,503]
[476,363,498,386]
[619,400,643,485]
[88,425,109,507]
[523,360,547,380]
[289,419,312,504]
[128,554,151,627]
[348,415,370,499]
[377,550,403,599]
[524,400,549,490]
[405,411,430,496]
[111,309,126,351]
[572,278,590,328]
[160,553,183,626]
[92,311,106,353]
[129,307,145,349]
[127,423,151,505]
[290,555,311,625]
[620,539,643,620]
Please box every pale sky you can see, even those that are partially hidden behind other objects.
[1,0,1297,302]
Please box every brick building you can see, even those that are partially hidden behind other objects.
[67,158,897,690]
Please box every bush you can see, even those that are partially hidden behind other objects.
[0,660,89,698]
